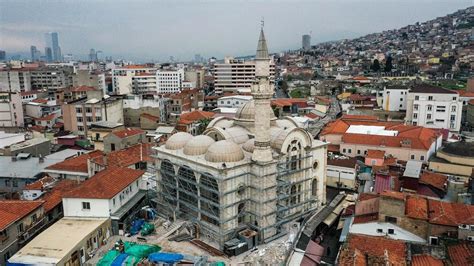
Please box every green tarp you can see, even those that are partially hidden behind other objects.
[97,250,121,266]
[124,241,161,259]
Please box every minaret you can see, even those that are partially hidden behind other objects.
[251,27,273,162]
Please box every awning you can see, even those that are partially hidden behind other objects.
[322,212,339,227]
[111,190,147,220]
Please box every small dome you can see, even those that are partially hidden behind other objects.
[183,135,215,155]
[165,132,193,150]
[242,139,255,153]
[235,100,276,121]
[205,140,245,163]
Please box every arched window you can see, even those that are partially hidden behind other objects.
[178,166,198,219]
[200,173,220,226]
[238,203,245,224]
[287,140,303,171]
[312,179,318,197]
[290,185,297,205]
[160,160,177,206]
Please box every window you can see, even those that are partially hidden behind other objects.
[342,148,346,153]
[450,115,456,121]
[451,106,456,112]
[82,202,91,210]
[427,114,432,120]
[410,154,415,160]
[76,107,82,113]
[113,198,115,206]
[413,113,418,119]
[388,229,395,234]
[17,223,24,233]
[427,105,432,111]
[5,179,10,187]
[348,149,352,153]
[357,150,361,155]
[453,97,457,101]
[12,180,18,187]
[415,96,419,100]
[428,96,433,101]
[111,143,116,151]
[414,104,419,111]
[420,155,425,161]
[385,216,397,223]
[376,229,383,233]
[31,214,37,223]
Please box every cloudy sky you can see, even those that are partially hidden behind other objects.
[0,0,472,61]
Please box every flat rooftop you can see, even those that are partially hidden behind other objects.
[346,125,398,136]
[8,218,108,265]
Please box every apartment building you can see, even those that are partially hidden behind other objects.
[0,69,32,92]
[62,96,123,136]
[217,95,253,109]
[72,69,106,94]
[406,84,462,132]
[156,68,185,94]
[30,67,74,93]
[131,72,156,94]
[112,65,155,95]
[0,92,24,128]
[381,85,409,111]
[185,69,205,89]
[213,57,275,94]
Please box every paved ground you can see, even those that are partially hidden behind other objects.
[309,96,341,138]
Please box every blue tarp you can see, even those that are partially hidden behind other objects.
[130,219,145,235]
[111,253,128,266]
[148,252,184,264]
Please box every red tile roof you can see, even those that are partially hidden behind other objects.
[24,176,56,190]
[447,243,474,266]
[0,200,44,230]
[412,254,444,266]
[45,150,105,173]
[41,180,81,212]
[111,128,145,139]
[327,157,357,168]
[34,113,56,121]
[419,171,447,191]
[405,196,428,220]
[94,143,153,168]
[31,98,48,104]
[367,149,385,159]
[428,200,474,226]
[178,110,215,125]
[355,197,379,216]
[64,167,144,199]
[271,98,310,108]
[338,234,407,265]
[380,190,406,201]
[458,90,474,97]
[140,113,160,121]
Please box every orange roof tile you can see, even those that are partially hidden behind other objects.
[140,113,160,121]
[64,167,144,199]
[34,113,56,121]
[458,90,474,97]
[0,200,44,230]
[102,143,153,168]
[367,149,385,159]
[338,234,407,265]
[412,254,443,266]
[41,180,81,212]
[405,196,428,220]
[24,175,55,190]
[178,110,215,125]
[447,243,474,266]
[419,172,447,191]
[380,190,406,201]
[31,98,48,104]
[45,150,104,173]
[111,128,145,139]
[428,200,474,226]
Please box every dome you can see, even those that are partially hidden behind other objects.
[205,140,245,163]
[165,132,193,150]
[225,126,250,144]
[183,135,215,155]
[242,139,255,153]
[235,100,276,121]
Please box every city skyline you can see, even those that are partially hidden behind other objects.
[0,0,472,62]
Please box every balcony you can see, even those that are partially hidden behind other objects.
[18,217,47,245]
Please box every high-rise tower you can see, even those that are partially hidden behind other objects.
[251,28,274,162]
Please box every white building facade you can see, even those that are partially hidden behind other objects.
[406,85,463,132]
[381,85,409,111]
[112,66,155,95]
[156,69,185,94]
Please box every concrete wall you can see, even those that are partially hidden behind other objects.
[124,107,160,128]
[63,198,110,218]
[103,132,146,153]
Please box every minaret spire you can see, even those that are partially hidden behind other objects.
[251,25,273,163]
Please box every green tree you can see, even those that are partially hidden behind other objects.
[197,118,211,135]
[371,59,381,72]
[384,56,393,72]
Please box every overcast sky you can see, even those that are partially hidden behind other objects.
[0,0,472,62]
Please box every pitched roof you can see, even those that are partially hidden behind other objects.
[41,180,81,212]
[63,167,144,199]
[327,157,357,168]
[24,175,56,190]
[447,243,474,266]
[45,150,104,173]
[111,128,145,139]
[419,171,447,191]
[410,84,458,94]
[428,200,474,226]
[367,149,385,159]
[411,254,443,266]
[140,113,160,121]
[34,113,56,121]
[178,110,215,125]
[0,200,44,230]
[405,196,428,220]
[95,143,153,168]
[338,234,407,266]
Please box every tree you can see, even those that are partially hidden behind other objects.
[371,59,381,72]
[384,56,393,72]
[196,118,211,135]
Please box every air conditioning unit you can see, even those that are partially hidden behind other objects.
[459,224,469,230]
[467,236,474,242]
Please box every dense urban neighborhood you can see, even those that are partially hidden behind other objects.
[0,5,473,266]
